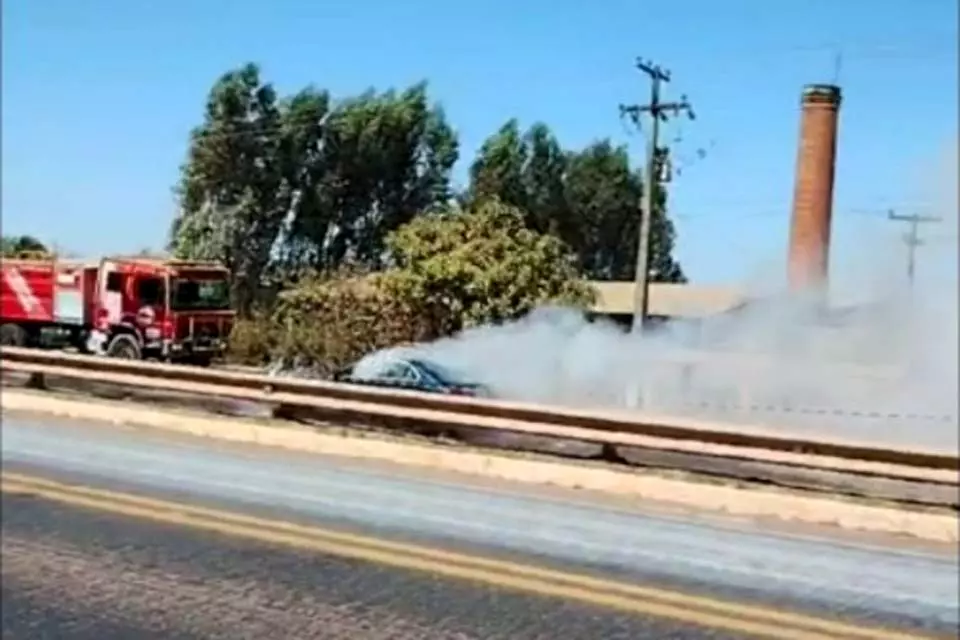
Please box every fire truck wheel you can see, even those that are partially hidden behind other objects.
[106,334,142,360]
[0,324,28,347]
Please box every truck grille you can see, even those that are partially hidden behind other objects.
[177,316,231,345]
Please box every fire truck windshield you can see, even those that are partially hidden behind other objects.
[170,277,231,311]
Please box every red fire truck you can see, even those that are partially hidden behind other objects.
[0,255,235,366]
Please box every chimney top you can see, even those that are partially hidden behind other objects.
[801,84,842,107]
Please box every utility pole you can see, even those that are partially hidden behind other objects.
[887,210,942,287]
[620,58,694,332]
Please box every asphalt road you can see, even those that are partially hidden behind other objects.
[2,412,957,639]
[2,489,739,640]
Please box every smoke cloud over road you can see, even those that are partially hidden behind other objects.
[383,143,959,452]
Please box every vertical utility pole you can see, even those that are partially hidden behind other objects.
[887,210,942,287]
[620,58,694,332]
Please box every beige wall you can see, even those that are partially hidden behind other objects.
[588,282,745,319]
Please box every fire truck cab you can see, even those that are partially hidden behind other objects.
[85,257,235,366]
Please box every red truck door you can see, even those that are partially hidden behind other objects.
[95,261,125,327]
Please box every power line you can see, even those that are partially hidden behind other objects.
[619,58,694,332]
[667,203,945,221]
[686,39,958,58]
[831,50,844,85]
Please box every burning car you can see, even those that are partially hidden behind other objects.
[333,351,493,398]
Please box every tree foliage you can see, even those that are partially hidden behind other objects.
[376,199,595,335]
[169,63,292,315]
[170,64,458,316]
[281,83,458,273]
[467,120,685,283]
[1,235,49,258]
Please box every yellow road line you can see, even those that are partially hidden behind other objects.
[0,472,940,640]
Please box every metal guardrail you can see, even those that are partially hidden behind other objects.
[1,347,957,485]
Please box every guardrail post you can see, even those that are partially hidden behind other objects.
[271,403,300,421]
[25,372,47,390]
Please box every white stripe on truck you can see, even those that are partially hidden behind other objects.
[3,268,44,318]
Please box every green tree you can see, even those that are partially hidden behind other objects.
[282,82,458,273]
[170,63,302,315]
[465,120,571,237]
[1,235,49,257]
[466,119,529,213]
[268,86,332,278]
[564,140,686,282]
[467,122,685,283]
[376,199,594,336]
[521,123,570,237]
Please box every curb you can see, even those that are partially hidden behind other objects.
[3,390,957,543]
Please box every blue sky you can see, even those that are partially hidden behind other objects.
[2,0,957,286]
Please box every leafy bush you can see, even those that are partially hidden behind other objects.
[226,271,432,374]
[377,199,595,335]
[227,200,595,372]
[225,312,279,366]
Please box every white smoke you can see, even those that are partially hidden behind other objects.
[367,142,959,453]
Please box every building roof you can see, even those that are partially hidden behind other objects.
[588,281,746,318]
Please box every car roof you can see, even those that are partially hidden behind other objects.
[407,358,474,382]
[351,349,475,383]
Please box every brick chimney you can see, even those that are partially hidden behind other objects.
[788,84,842,292]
